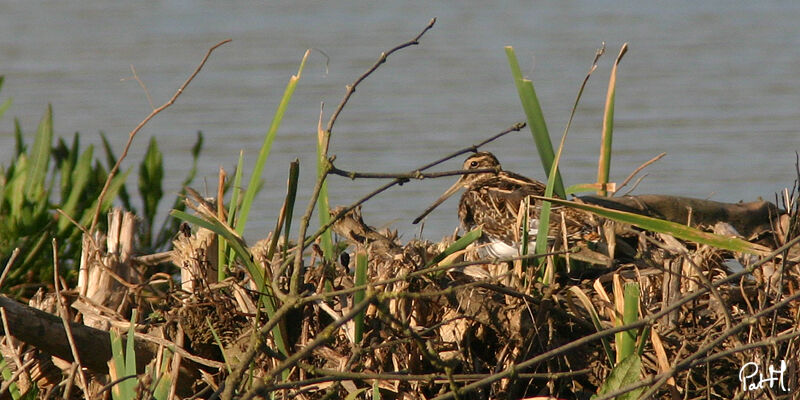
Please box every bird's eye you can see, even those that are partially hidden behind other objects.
[469,161,479,168]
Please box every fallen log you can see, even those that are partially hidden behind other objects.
[0,295,155,374]
[578,194,783,240]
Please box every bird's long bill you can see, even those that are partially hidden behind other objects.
[412,178,463,224]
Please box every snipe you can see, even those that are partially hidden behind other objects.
[414,152,594,258]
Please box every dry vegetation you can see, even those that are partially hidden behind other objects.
[2,19,800,400]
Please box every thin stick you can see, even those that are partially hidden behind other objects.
[167,325,184,400]
[121,64,155,111]
[52,239,90,396]
[90,39,231,233]
[306,121,525,249]
[289,19,439,297]
[0,308,28,389]
[614,152,666,195]
[324,18,436,142]
[0,248,20,289]
[329,166,499,181]
[0,357,35,397]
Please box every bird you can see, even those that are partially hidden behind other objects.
[413,152,596,258]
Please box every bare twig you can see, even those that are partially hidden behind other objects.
[90,39,231,233]
[615,152,666,195]
[243,291,380,400]
[329,166,499,180]
[302,121,525,251]
[324,18,436,142]
[0,247,20,289]
[121,64,155,111]
[52,239,90,396]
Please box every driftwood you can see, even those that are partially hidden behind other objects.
[0,295,155,375]
[578,194,783,241]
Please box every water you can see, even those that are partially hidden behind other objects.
[1,1,799,244]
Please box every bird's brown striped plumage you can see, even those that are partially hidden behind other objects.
[415,152,595,257]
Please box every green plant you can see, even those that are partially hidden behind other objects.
[0,106,129,292]
[0,75,203,294]
[109,310,173,400]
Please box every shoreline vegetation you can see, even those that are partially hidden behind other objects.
[2,19,799,399]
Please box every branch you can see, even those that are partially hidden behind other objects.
[302,121,526,250]
[324,18,436,141]
[89,39,231,233]
[328,166,499,180]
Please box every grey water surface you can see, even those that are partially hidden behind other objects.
[1,1,799,242]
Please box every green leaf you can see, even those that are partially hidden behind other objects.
[125,309,138,377]
[58,145,94,232]
[139,136,164,242]
[0,76,11,122]
[13,118,24,156]
[0,355,22,399]
[597,44,628,196]
[593,353,644,400]
[617,282,639,362]
[344,388,368,400]
[505,46,565,198]
[567,286,615,366]
[24,105,52,200]
[316,133,334,262]
[426,228,482,267]
[237,50,310,234]
[154,131,204,251]
[532,195,770,255]
[206,317,232,374]
[78,168,132,228]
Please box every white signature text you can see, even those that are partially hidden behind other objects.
[739,360,788,392]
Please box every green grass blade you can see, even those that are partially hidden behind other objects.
[316,127,334,262]
[125,309,138,378]
[228,150,245,228]
[597,44,628,196]
[426,228,482,268]
[109,328,136,400]
[532,195,771,255]
[24,105,52,200]
[0,75,12,122]
[237,50,310,234]
[223,150,247,275]
[617,282,639,362]
[566,183,605,195]
[353,249,368,344]
[78,168,132,227]
[58,145,94,232]
[139,136,164,244]
[505,46,565,198]
[267,160,299,261]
